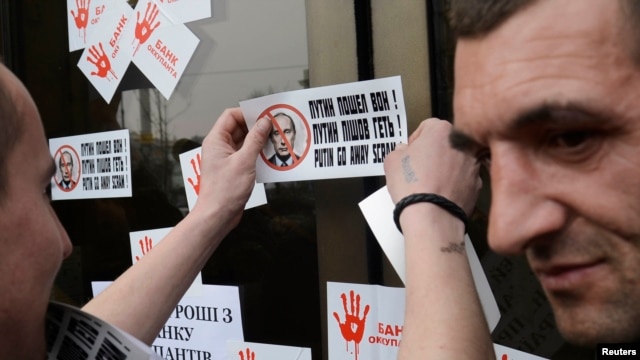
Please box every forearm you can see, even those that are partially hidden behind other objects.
[81,205,230,345]
[397,204,495,360]
[81,108,270,345]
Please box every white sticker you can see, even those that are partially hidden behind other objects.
[179,146,267,212]
[76,0,136,103]
[156,0,212,24]
[129,227,203,297]
[227,341,312,360]
[92,283,244,360]
[49,129,132,200]
[132,0,200,99]
[358,185,501,331]
[240,76,408,183]
[327,282,405,360]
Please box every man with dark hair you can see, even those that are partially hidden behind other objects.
[0,61,271,359]
[268,112,301,167]
[389,0,640,358]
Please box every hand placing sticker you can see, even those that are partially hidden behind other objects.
[333,290,370,360]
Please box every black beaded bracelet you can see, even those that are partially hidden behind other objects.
[393,193,468,234]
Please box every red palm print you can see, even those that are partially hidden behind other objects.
[70,0,90,42]
[238,348,255,360]
[135,236,153,262]
[87,42,117,80]
[333,290,370,360]
[133,1,161,55]
[188,153,201,196]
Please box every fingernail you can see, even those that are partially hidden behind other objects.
[256,117,270,131]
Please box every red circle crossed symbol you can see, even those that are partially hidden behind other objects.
[54,145,81,192]
[259,104,311,171]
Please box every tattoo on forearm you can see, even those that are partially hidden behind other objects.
[401,156,417,183]
[440,241,465,254]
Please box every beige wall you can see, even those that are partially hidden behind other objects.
[308,1,431,129]
[372,1,431,133]
[306,3,365,359]
[371,0,432,285]
[306,1,431,358]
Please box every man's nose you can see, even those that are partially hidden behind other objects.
[61,224,73,259]
[487,144,567,255]
[51,206,73,259]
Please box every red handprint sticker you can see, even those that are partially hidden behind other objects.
[133,1,161,55]
[135,235,153,262]
[502,355,508,360]
[87,42,118,80]
[333,290,370,360]
[188,153,201,196]
[238,348,255,360]
[70,0,91,43]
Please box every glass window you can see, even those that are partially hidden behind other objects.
[3,1,321,358]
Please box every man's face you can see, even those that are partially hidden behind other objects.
[270,115,296,158]
[59,153,73,182]
[452,0,640,346]
[0,64,72,356]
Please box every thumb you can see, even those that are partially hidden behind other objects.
[241,117,270,156]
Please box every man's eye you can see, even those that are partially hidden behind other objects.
[544,129,603,163]
[550,131,590,148]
